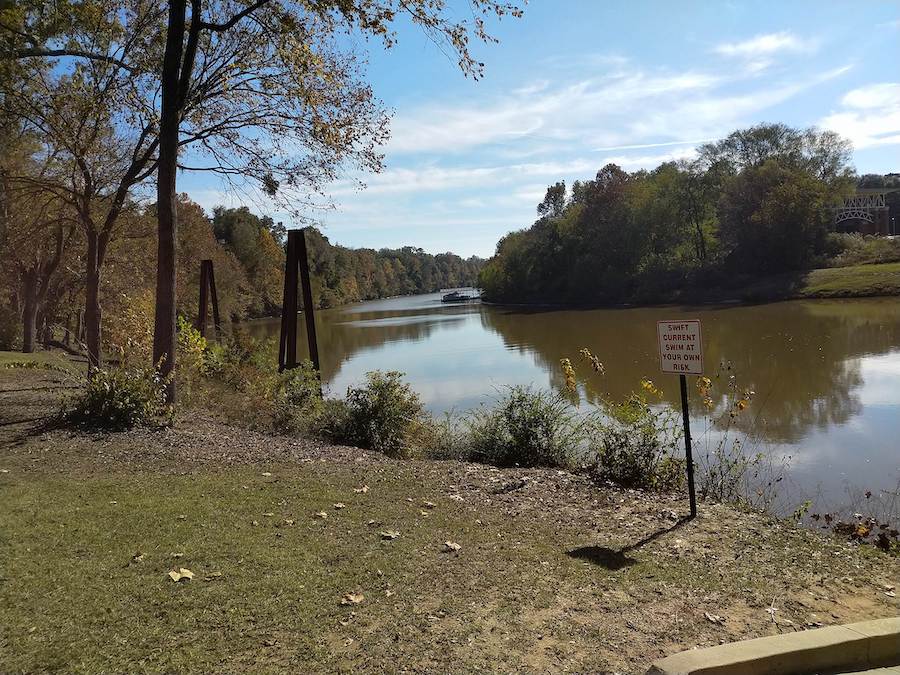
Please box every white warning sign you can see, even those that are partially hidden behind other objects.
[657,320,703,375]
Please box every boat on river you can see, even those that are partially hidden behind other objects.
[441,288,479,303]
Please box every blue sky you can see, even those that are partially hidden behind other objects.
[184,1,900,258]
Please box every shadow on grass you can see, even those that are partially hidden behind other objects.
[566,516,691,570]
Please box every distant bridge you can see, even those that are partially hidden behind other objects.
[834,188,896,234]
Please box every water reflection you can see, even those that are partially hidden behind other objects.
[248,295,900,503]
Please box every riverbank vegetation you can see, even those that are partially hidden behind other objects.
[479,123,900,305]
[0,193,483,355]
[2,355,899,672]
[40,318,900,554]
[0,0,513,401]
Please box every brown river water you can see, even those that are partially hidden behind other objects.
[248,293,900,515]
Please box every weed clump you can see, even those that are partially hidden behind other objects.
[67,365,171,431]
[466,386,582,468]
[588,391,684,491]
[336,371,428,458]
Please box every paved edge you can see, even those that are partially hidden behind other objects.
[647,617,900,675]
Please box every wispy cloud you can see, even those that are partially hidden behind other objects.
[329,160,597,197]
[593,139,716,152]
[713,31,814,58]
[713,31,819,75]
[821,82,900,149]
[386,70,722,155]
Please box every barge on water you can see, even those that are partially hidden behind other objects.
[440,288,480,303]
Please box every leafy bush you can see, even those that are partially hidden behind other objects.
[339,371,427,458]
[825,232,900,267]
[589,392,684,491]
[271,361,323,433]
[67,365,172,431]
[466,386,583,467]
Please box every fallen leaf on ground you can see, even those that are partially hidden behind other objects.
[385,589,394,597]
[262,512,274,517]
[354,486,369,494]
[171,552,183,559]
[168,568,194,582]
[262,638,277,647]
[423,501,436,508]
[315,511,328,519]
[177,515,187,521]
[443,541,462,553]
[704,612,726,625]
[204,572,222,581]
[419,510,430,517]
[282,519,294,526]
[261,472,272,477]
[380,530,400,540]
[341,592,364,605]
[130,552,144,564]
[333,503,346,509]
[886,591,897,598]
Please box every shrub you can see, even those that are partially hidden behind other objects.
[589,392,684,491]
[271,361,323,433]
[825,232,900,267]
[67,365,172,431]
[466,386,583,467]
[340,371,427,458]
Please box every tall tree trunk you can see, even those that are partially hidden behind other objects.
[694,221,707,263]
[153,0,187,404]
[21,271,38,354]
[85,230,102,370]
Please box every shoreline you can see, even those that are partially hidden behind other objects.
[2,362,899,672]
[480,261,900,311]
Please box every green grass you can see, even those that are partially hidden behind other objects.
[797,262,900,298]
[737,262,900,303]
[0,466,600,672]
[2,456,898,673]
[0,349,74,372]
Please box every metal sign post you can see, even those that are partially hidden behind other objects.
[657,320,703,519]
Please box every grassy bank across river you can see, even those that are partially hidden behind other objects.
[1,362,898,673]
[740,261,900,303]
[483,262,900,308]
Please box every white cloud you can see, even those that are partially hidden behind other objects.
[821,82,900,149]
[329,159,597,197]
[386,70,722,155]
[593,139,716,152]
[714,31,813,58]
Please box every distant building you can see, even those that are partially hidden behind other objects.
[834,188,897,235]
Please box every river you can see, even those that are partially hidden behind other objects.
[247,293,900,515]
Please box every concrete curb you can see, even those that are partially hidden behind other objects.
[647,617,900,675]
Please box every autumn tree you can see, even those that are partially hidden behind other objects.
[3,0,521,399]
[149,0,522,403]
[0,1,164,367]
